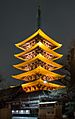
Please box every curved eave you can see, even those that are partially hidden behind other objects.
[38,29,62,50]
[14,54,62,62]
[13,54,63,71]
[15,29,62,51]
[14,42,63,61]
[12,66,65,80]
[22,78,65,92]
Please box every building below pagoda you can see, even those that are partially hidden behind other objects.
[0,85,66,119]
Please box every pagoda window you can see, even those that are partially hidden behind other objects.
[19,50,37,60]
[32,86,36,90]
[19,34,56,51]
[19,59,57,71]
[20,74,42,82]
[23,87,27,91]
[19,39,36,51]
[42,75,58,81]
[42,51,57,60]
[19,49,57,61]
[38,35,56,50]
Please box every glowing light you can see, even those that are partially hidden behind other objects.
[10,85,15,88]
[26,110,30,114]
[44,80,47,83]
[39,101,57,104]
[20,110,24,114]
[16,110,18,113]
[12,110,15,113]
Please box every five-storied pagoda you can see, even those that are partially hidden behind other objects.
[12,6,65,93]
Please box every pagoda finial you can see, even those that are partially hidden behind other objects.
[37,2,41,29]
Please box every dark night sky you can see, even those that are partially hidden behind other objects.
[0,0,75,89]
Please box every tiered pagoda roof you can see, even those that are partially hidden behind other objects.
[12,29,65,93]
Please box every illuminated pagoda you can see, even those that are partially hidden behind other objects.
[12,6,65,93]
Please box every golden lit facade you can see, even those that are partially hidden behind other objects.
[12,29,65,92]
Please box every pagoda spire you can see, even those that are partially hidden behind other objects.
[37,4,41,29]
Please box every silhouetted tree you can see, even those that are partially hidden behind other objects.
[61,41,75,98]
[66,42,75,96]
[61,41,75,118]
